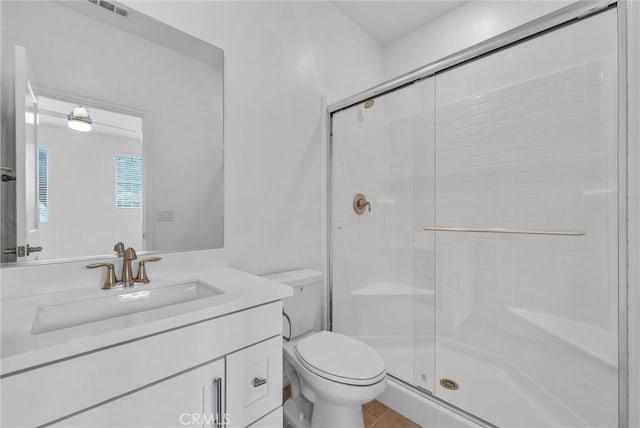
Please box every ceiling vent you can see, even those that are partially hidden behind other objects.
[114,6,129,18]
[87,0,129,19]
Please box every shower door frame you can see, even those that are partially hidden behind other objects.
[326,1,632,426]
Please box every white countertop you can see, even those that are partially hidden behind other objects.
[0,267,292,376]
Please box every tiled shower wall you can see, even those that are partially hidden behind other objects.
[433,57,618,329]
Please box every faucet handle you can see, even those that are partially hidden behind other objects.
[87,263,119,289]
[353,193,371,215]
[113,242,125,257]
[124,247,137,261]
[135,257,162,284]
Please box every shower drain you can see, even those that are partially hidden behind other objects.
[440,378,459,390]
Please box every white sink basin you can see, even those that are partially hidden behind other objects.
[31,281,222,334]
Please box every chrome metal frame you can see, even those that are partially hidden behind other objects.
[387,374,497,428]
[326,1,630,426]
[617,2,630,427]
[422,226,585,236]
[327,0,614,114]
[326,106,334,332]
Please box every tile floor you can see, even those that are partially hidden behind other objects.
[362,400,420,428]
[283,386,421,428]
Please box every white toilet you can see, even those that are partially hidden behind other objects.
[263,270,387,428]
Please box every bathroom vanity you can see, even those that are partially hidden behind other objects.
[0,264,291,427]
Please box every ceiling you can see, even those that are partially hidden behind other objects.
[332,1,467,45]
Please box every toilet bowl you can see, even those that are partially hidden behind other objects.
[262,269,387,428]
[283,331,386,428]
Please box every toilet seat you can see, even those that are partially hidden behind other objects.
[296,331,386,386]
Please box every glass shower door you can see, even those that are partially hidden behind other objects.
[412,77,436,392]
[331,7,619,427]
[430,8,618,427]
[331,84,422,385]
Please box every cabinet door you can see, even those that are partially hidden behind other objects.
[53,358,225,427]
[226,336,282,428]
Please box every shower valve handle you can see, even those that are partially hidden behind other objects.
[353,193,371,214]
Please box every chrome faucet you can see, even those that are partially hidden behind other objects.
[121,247,138,287]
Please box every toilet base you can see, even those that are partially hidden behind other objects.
[311,399,365,428]
[283,396,313,428]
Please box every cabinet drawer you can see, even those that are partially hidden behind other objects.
[227,336,282,427]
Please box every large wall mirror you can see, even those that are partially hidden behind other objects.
[0,0,224,265]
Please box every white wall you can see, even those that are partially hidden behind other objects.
[125,1,385,274]
[384,0,572,79]
[37,125,143,260]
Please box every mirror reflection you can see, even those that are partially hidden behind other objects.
[1,0,224,264]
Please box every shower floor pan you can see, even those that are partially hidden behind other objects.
[357,335,590,427]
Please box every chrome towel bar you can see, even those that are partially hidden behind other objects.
[422,226,585,236]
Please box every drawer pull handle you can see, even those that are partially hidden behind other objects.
[252,377,267,387]
[213,377,222,426]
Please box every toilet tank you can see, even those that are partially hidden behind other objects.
[262,269,323,338]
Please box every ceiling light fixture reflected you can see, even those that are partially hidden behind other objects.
[67,106,93,132]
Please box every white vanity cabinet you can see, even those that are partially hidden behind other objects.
[1,301,284,428]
